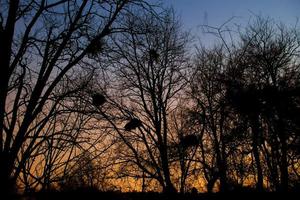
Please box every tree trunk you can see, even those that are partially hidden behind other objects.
[206,174,218,193]
[278,119,288,192]
[0,0,20,195]
[251,116,264,191]
[215,146,228,192]
[161,148,176,193]
[0,152,16,196]
[279,142,288,192]
[218,155,228,192]
[270,134,280,191]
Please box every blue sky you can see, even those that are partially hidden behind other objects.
[159,0,300,41]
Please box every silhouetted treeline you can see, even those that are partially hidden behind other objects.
[0,0,299,197]
[189,17,300,193]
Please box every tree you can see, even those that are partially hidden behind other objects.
[189,46,232,192]
[193,16,300,192]
[103,9,189,193]
[232,17,300,191]
[0,0,153,195]
[168,104,202,193]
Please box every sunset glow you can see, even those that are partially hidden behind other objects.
[0,0,299,199]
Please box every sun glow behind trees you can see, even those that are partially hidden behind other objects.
[0,0,300,196]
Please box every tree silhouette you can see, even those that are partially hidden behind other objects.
[92,93,106,107]
[222,17,300,191]
[1,0,299,195]
[0,0,154,196]
[124,118,142,131]
[103,9,189,193]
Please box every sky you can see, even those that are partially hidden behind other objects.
[157,0,300,45]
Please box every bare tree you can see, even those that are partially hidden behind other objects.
[196,16,300,192]
[0,0,154,195]
[231,17,300,191]
[189,45,233,192]
[168,103,202,193]
[101,9,190,193]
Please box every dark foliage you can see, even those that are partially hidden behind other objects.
[225,82,262,115]
[92,93,106,107]
[124,118,142,131]
[86,38,104,56]
[180,134,199,148]
[149,49,159,62]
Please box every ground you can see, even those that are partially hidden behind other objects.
[11,191,299,200]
